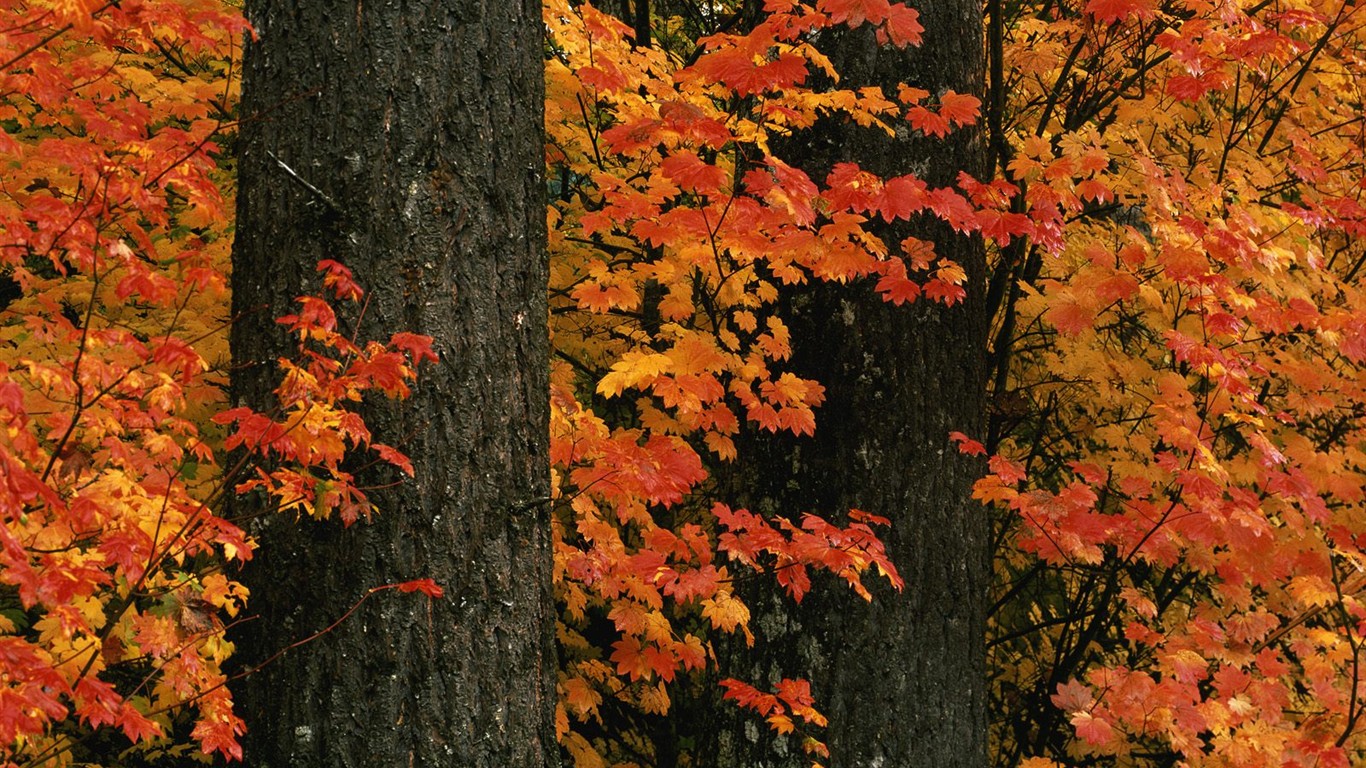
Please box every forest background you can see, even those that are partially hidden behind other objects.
[1,0,1365,766]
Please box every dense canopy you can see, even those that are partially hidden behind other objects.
[2,0,1365,765]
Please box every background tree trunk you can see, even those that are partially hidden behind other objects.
[229,1,556,766]
[698,3,991,766]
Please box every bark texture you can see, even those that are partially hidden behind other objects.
[229,1,555,766]
[697,3,991,767]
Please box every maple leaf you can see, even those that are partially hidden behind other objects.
[1075,179,1113,203]
[875,175,928,221]
[906,105,951,137]
[278,296,339,337]
[317,259,364,301]
[691,45,808,96]
[372,443,415,476]
[988,455,1027,485]
[776,560,813,601]
[875,261,921,305]
[880,4,924,47]
[115,701,162,743]
[660,153,728,196]
[562,677,602,717]
[938,92,980,126]
[577,63,628,92]
[388,332,439,364]
[701,592,751,633]
[674,634,707,671]
[192,711,246,760]
[73,677,122,729]
[975,209,1033,245]
[394,578,444,598]
[949,431,987,456]
[719,678,781,716]
[1166,72,1228,101]
[1070,711,1114,745]
[1083,0,1157,24]
[1050,679,1094,712]
[922,278,967,305]
[767,713,796,734]
[818,0,891,27]
[1043,298,1093,335]
[644,644,678,682]
[597,352,674,397]
[610,637,653,681]
[926,188,977,231]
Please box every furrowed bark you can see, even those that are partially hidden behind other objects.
[229,2,556,766]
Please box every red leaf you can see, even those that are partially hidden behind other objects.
[922,278,967,305]
[1076,178,1113,203]
[192,712,246,760]
[989,455,1027,485]
[373,443,415,476]
[278,296,337,334]
[1050,679,1094,712]
[719,678,781,716]
[775,561,812,602]
[876,175,928,221]
[660,153,728,195]
[115,702,162,743]
[395,578,444,598]
[1071,711,1114,746]
[73,677,121,728]
[926,188,977,231]
[906,105,951,137]
[317,259,364,301]
[818,0,891,26]
[1084,0,1157,23]
[949,431,987,456]
[644,644,678,683]
[388,332,438,364]
[880,3,924,47]
[875,261,922,305]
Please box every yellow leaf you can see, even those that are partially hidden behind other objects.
[596,352,673,398]
[563,731,606,768]
[701,591,750,633]
[766,714,795,735]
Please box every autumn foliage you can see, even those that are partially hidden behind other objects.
[545,0,977,761]
[0,3,433,762]
[982,0,1366,765]
[5,0,1366,765]
[548,0,1366,765]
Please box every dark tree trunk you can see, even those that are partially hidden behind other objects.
[699,4,990,767]
[229,2,555,767]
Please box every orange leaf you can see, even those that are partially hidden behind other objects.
[938,91,980,125]
[880,4,923,47]
[610,637,652,681]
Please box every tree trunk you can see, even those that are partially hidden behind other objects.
[228,2,555,767]
[700,4,990,767]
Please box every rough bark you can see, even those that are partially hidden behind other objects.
[697,3,991,767]
[228,2,555,767]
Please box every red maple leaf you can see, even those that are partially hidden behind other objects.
[880,4,923,47]
[1084,0,1156,24]
[394,578,444,598]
